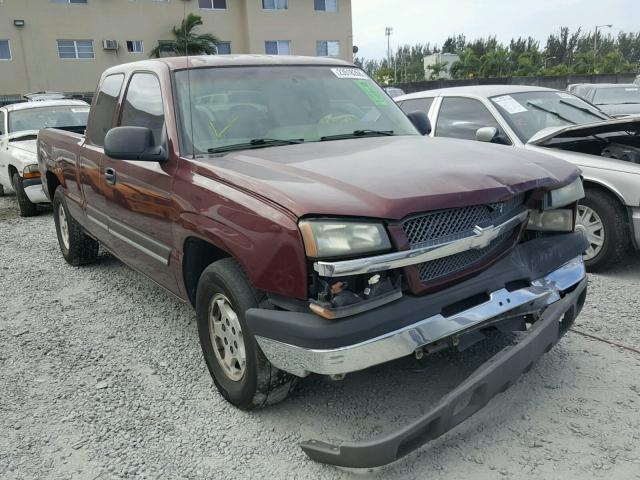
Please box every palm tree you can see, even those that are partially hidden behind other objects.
[150,13,219,58]
[427,60,448,80]
[449,48,481,79]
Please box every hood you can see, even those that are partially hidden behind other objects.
[191,136,579,220]
[527,117,640,145]
[597,103,640,118]
[9,138,38,155]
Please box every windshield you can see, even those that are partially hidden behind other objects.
[490,91,609,142]
[593,86,640,105]
[8,105,89,133]
[174,66,418,155]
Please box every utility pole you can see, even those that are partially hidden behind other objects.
[594,24,612,74]
[385,26,393,79]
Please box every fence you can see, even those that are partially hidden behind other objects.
[393,73,638,94]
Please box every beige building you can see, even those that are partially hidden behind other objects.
[0,0,353,96]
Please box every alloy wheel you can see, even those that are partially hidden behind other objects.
[208,293,246,381]
[576,205,604,261]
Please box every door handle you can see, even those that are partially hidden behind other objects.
[104,167,116,185]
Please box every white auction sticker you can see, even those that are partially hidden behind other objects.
[493,95,528,114]
[625,87,639,91]
[556,92,574,99]
[331,67,369,79]
[72,108,90,113]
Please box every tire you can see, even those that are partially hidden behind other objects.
[52,187,99,266]
[0,183,4,196]
[12,173,38,217]
[196,258,296,409]
[577,189,630,272]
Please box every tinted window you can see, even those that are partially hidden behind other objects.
[87,74,124,146]
[399,98,434,115]
[120,73,165,144]
[0,112,5,135]
[436,97,501,141]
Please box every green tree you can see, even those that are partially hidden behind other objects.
[515,51,542,76]
[450,48,481,79]
[150,13,219,58]
[427,60,448,79]
[480,47,511,77]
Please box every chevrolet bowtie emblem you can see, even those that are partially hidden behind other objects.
[471,224,501,250]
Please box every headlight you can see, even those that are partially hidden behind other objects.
[548,178,584,208]
[527,209,574,231]
[23,164,41,179]
[299,219,391,258]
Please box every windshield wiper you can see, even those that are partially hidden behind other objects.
[320,129,395,141]
[558,100,608,120]
[208,138,303,154]
[526,102,576,125]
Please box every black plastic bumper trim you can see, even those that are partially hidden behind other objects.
[300,277,587,468]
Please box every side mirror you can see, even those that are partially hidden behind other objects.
[104,126,167,162]
[475,126,499,143]
[406,111,431,136]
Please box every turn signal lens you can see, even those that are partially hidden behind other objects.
[23,164,41,179]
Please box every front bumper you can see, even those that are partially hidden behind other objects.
[22,177,49,204]
[256,255,585,377]
[301,275,587,467]
[248,232,588,377]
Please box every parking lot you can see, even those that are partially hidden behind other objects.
[1,194,639,480]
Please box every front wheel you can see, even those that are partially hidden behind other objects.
[12,173,38,217]
[576,189,630,272]
[196,258,296,409]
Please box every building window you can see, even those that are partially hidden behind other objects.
[314,0,337,11]
[50,0,88,3]
[126,41,144,53]
[263,0,287,10]
[57,40,95,59]
[199,0,227,8]
[0,40,11,61]
[316,40,340,57]
[216,42,231,54]
[265,40,291,55]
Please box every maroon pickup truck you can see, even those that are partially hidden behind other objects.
[38,56,588,467]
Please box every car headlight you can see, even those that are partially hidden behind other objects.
[548,178,584,208]
[299,219,391,258]
[527,209,574,231]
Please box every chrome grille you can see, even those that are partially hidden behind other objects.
[403,194,526,284]
[403,194,525,249]
[417,230,513,283]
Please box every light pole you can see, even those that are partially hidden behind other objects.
[594,24,612,73]
[385,27,393,67]
[544,56,557,70]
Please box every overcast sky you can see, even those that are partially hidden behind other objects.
[351,0,637,60]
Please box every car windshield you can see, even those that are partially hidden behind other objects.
[174,66,418,155]
[8,105,90,133]
[593,86,640,105]
[489,91,609,142]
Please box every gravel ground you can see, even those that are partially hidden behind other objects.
[1,194,639,480]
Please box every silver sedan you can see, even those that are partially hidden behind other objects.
[396,85,640,271]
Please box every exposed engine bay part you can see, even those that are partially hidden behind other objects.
[601,142,640,163]
[309,272,402,319]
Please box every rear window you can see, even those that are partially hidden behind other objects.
[87,74,125,146]
[8,105,89,133]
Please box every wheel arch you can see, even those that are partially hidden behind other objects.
[582,177,627,208]
[182,236,231,307]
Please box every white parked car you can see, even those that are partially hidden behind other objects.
[0,100,89,216]
[395,85,640,271]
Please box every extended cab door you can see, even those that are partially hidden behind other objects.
[99,71,179,291]
[81,73,125,236]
